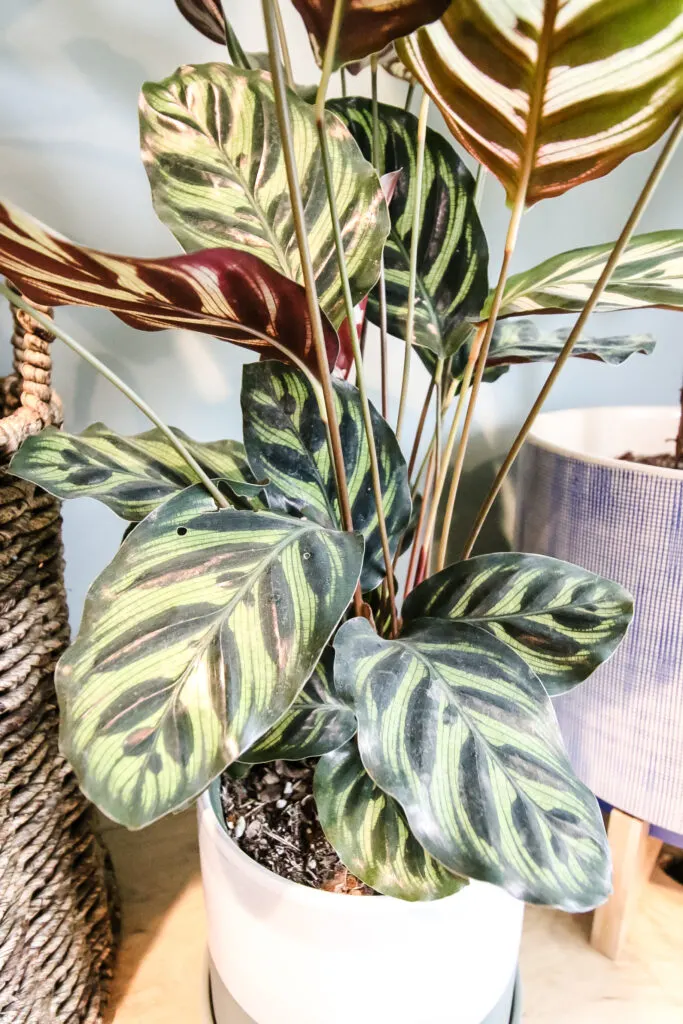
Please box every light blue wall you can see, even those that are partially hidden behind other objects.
[2,0,682,623]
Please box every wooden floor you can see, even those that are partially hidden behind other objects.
[104,811,683,1024]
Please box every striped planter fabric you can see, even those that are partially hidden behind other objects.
[515,407,683,836]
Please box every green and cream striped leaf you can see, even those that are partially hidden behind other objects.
[487,321,655,367]
[403,553,633,696]
[140,63,390,328]
[496,232,683,318]
[242,361,411,591]
[239,649,356,763]
[315,739,467,900]
[397,2,683,205]
[57,485,363,829]
[329,97,488,357]
[333,617,611,910]
[10,423,256,521]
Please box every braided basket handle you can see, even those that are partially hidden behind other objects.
[0,281,63,457]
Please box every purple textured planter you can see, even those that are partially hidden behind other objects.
[515,406,683,836]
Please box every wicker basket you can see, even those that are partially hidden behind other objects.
[0,290,118,1023]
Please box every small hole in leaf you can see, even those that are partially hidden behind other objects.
[177,527,188,536]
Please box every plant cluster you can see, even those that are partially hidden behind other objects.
[1,0,682,907]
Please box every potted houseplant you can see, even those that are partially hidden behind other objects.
[0,0,681,1019]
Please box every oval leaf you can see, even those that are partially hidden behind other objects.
[398,3,683,205]
[140,63,389,328]
[315,739,466,901]
[292,0,450,69]
[240,649,356,763]
[403,553,633,696]
[58,486,363,828]
[329,97,489,357]
[496,231,683,318]
[0,201,338,375]
[333,617,611,910]
[10,423,255,521]
[242,360,411,591]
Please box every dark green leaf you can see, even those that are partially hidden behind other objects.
[403,553,634,696]
[333,616,611,910]
[240,649,356,762]
[487,321,655,367]
[315,739,467,900]
[330,98,489,357]
[57,486,363,828]
[242,361,411,591]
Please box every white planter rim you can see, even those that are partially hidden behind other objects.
[201,782,474,913]
[527,405,682,481]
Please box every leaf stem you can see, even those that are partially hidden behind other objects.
[272,0,295,90]
[262,0,362,617]
[405,81,416,112]
[474,163,487,209]
[315,0,398,636]
[0,284,229,509]
[396,91,429,440]
[371,57,390,422]
[340,67,348,99]
[407,377,435,478]
[223,17,251,69]
[462,111,683,559]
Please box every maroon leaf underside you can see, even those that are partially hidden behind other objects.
[174,0,226,45]
[0,203,338,375]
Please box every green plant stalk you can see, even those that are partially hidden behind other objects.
[0,284,230,509]
[422,0,559,570]
[405,81,416,112]
[410,377,457,496]
[273,0,295,90]
[396,91,429,440]
[262,0,362,617]
[340,67,348,99]
[462,111,683,560]
[371,57,390,420]
[315,0,399,635]
[474,163,487,209]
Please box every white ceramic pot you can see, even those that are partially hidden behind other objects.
[516,406,683,837]
[198,785,524,1024]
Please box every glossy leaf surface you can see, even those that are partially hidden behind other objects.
[240,649,356,763]
[0,202,338,374]
[398,2,683,205]
[242,361,411,591]
[403,553,633,697]
[291,0,450,68]
[315,739,467,900]
[58,486,363,828]
[486,322,655,368]
[496,232,683,318]
[140,63,389,328]
[333,617,611,909]
[10,424,255,521]
[330,98,488,357]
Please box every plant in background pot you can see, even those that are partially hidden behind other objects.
[0,1,681,1021]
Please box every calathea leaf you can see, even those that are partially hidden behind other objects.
[242,361,411,591]
[58,485,363,828]
[239,649,356,763]
[486,321,655,368]
[0,202,338,375]
[403,553,633,697]
[397,3,683,205]
[140,63,389,329]
[333,617,611,910]
[10,423,257,521]
[291,0,450,69]
[330,98,488,358]
[496,232,683,318]
[174,0,226,45]
[315,739,467,901]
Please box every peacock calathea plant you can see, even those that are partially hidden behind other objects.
[0,0,681,909]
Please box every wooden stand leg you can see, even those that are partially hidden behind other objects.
[590,809,663,960]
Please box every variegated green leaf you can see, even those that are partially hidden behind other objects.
[239,649,356,763]
[58,485,363,828]
[0,201,339,375]
[292,0,450,68]
[242,361,411,591]
[329,98,488,357]
[140,63,389,328]
[333,617,611,910]
[403,554,633,697]
[315,739,467,900]
[496,232,683,318]
[486,322,655,367]
[398,3,683,205]
[10,423,256,521]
